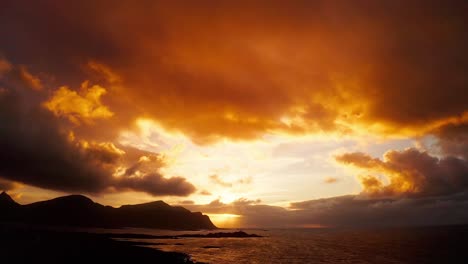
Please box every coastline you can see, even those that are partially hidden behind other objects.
[0,225,200,264]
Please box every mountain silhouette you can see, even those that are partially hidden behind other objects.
[0,193,216,230]
[0,191,19,209]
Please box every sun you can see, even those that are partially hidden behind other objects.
[206,213,242,228]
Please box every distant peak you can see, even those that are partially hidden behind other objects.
[0,191,18,205]
[52,194,95,205]
[65,194,90,199]
[147,200,169,206]
[120,200,171,209]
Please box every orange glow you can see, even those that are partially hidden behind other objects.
[43,81,113,125]
[206,213,242,228]
[1,1,468,231]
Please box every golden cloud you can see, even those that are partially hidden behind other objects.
[43,81,114,125]
[2,2,467,143]
[99,2,468,143]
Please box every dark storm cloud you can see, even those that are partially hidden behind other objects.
[433,123,468,160]
[0,66,196,196]
[117,173,195,196]
[335,148,468,198]
[118,151,195,196]
[0,0,123,85]
[287,193,468,227]
[0,82,110,192]
[1,0,467,142]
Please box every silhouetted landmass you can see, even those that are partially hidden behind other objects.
[0,225,198,264]
[0,191,18,205]
[179,231,262,238]
[0,192,216,230]
[119,240,170,246]
[105,231,262,239]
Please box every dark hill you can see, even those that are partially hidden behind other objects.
[0,191,18,206]
[0,193,216,230]
[0,192,19,211]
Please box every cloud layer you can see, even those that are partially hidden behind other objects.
[183,192,468,228]
[0,64,195,196]
[335,148,468,198]
[1,1,467,143]
[0,1,467,227]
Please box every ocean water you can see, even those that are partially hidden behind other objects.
[112,226,468,264]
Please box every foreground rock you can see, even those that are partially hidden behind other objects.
[179,231,262,238]
[0,225,196,264]
[106,231,263,239]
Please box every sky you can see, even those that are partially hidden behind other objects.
[1,0,468,228]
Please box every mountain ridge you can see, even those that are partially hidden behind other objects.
[0,191,19,208]
[0,192,216,230]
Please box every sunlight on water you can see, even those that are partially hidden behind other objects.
[113,226,468,264]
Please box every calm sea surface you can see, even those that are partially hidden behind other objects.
[104,226,468,264]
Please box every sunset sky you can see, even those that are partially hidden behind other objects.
[1,0,468,228]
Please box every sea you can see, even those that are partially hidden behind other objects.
[102,225,468,264]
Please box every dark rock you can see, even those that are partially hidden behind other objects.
[179,231,262,238]
[120,241,169,246]
[0,225,194,264]
[0,191,19,209]
[107,231,263,239]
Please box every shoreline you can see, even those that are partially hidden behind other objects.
[0,225,200,264]
[0,224,262,264]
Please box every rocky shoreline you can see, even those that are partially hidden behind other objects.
[0,225,197,264]
[0,224,262,264]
